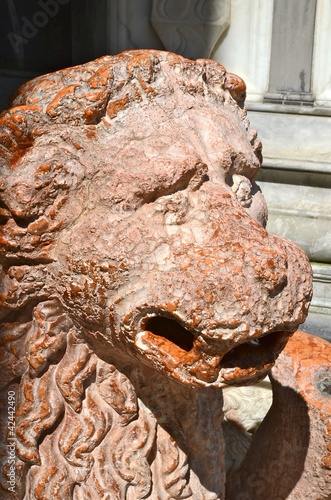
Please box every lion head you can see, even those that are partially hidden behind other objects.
[0,50,312,498]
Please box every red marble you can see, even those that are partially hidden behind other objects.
[0,50,313,499]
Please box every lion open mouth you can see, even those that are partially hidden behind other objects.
[135,315,291,387]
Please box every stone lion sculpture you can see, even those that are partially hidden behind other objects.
[0,50,313,499]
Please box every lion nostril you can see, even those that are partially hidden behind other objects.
[143,316,195,352]
[221,331,290,370]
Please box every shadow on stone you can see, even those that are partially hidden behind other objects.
[226,380,310,500]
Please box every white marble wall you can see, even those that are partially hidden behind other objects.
[151,0,231,60]
[212,0,274,102]
[313,0,331,107]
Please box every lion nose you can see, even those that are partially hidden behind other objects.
[135,311,292,386]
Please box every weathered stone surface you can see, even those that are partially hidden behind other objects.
[0,50,312,498]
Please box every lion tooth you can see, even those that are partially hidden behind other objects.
[248,339,260,347]
[135,331,149,351]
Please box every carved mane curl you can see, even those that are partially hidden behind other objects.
[1,297,224,498]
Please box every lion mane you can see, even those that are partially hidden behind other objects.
[1,297,225,499]
[0,51,311,499]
